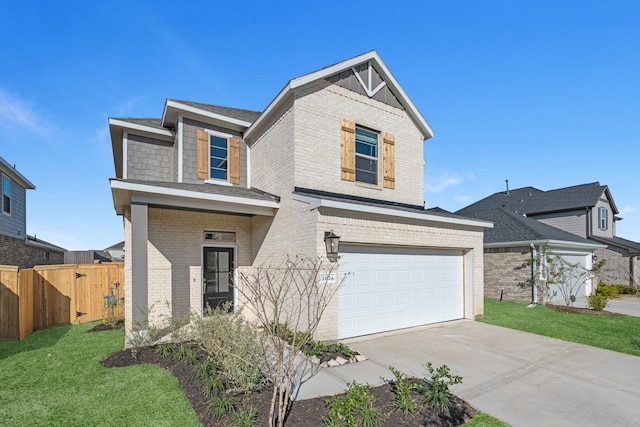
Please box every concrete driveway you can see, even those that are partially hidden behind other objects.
[338,321,640,427]
[574,296,640,317]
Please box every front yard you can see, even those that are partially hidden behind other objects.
[0,322,199,426]
[0,321,507,426]
[479,299,640,356]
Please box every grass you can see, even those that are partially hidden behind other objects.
[0,321,200,427]
[463,412,512,426]
[479,300,640,356]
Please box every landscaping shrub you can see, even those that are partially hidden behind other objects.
[587,294,609,311]
[389,366,418,415]
[323,381,383,427]
[420,362,463,414]
[193,302,269,394]
[596,284,618,297]
[615,284,638,295]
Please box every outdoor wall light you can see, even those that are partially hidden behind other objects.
[592,254,598,262]
[324,231,340,262]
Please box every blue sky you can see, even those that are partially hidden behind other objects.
[1,1,638,249]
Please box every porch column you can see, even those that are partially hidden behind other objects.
[131,201,148,323]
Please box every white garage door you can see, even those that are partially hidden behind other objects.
[338,246,464,339]
[547,253,591,303]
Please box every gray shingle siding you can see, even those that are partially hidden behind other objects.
[126,133,174,182]
[181,118,247,187]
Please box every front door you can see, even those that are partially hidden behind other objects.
[203,247,234,311]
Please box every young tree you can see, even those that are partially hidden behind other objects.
[237,256,345,427]
[543,252,605,306]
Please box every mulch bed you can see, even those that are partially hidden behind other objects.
[101,344,477,426]
[88,321,124,332]
[546,304,622,316]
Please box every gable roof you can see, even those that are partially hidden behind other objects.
[461,209,600,248]
[457,182,617,217]
[0,156,35,190]
[244,50,434,142]
[162,99,261,130]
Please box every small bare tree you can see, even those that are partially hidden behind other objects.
[544,252,605,306]
[237,256,345,427]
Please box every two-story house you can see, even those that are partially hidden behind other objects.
[458,182,640,304]
[109,51,491,341]
[0,156,65,267]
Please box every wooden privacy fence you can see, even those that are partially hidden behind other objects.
[0,263,124,341]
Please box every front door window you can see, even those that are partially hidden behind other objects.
[203,247,234,311]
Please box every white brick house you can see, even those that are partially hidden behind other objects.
[109,51,491,341]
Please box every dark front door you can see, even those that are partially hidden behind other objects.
[203,247,234,311]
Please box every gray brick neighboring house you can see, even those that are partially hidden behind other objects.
[0,156,65,267]
[457,182,640,304]
[109,51,492,341]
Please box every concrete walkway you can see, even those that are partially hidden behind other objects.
[294,321,640,427]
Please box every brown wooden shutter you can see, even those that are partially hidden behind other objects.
[229,137,240,185]
[341,118,356,181]
[196,129,209,180]
[383,131,395,189]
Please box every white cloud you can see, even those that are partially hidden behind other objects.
[620,205,639,216]
[454,194,474,204]
[0,89,51,137]
[92,126,111,152]
[425,171,473,193]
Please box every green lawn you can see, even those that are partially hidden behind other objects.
[479,300,640,356]
[463,412,511,427]
[0,322,200,427]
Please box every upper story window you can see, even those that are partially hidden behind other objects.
[340,118,395,189]
[599,207,608,230]
[355,127,379,185]
[209,135,229,181]
[197,129,240,185]
[2,175,10,215]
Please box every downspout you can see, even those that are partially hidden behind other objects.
[530,243,538,305]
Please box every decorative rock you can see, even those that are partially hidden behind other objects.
[334,356,348,365]
[327,359,341,367]
[349,357,356,363]
[355,354,368,362]
[320,362,329,368]
[310,356,320,365]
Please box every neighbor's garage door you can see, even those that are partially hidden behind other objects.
[338,246,464,339]
[547,253,590,303]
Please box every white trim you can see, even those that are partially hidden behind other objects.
[352,62,387,97]
[244,51,434,141]
[201,244,238,313]
[0,157,35,189]
[484,239,606,250]
[2,174,11,216]
[111,180,279,216]
[122,132,128,180]
[246,143,251,189]
[206,129,234,184]
[292,193,493,228]
[163,99,253,129]
[177,116,183,182]
[108,118,174,139]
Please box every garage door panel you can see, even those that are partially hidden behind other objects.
[339,246,464,339]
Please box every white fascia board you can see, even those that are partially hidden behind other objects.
[163,100,253,129]
[292,194,493,229]
[110,180,279,215]
[244,51,433,141]
[108,118,174,140]
[485,240,606,250]
[0,157,35,189]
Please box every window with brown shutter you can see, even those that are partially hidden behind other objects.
[229,137,240,185]
[341,119,356,181]
[382,132,395,189]
[196,129,241,184]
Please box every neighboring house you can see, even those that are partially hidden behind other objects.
[104,241,125,261]
[458,182,639,304]
[108,51,492,341]
[64,241,125,264]
[0,156,65,267]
